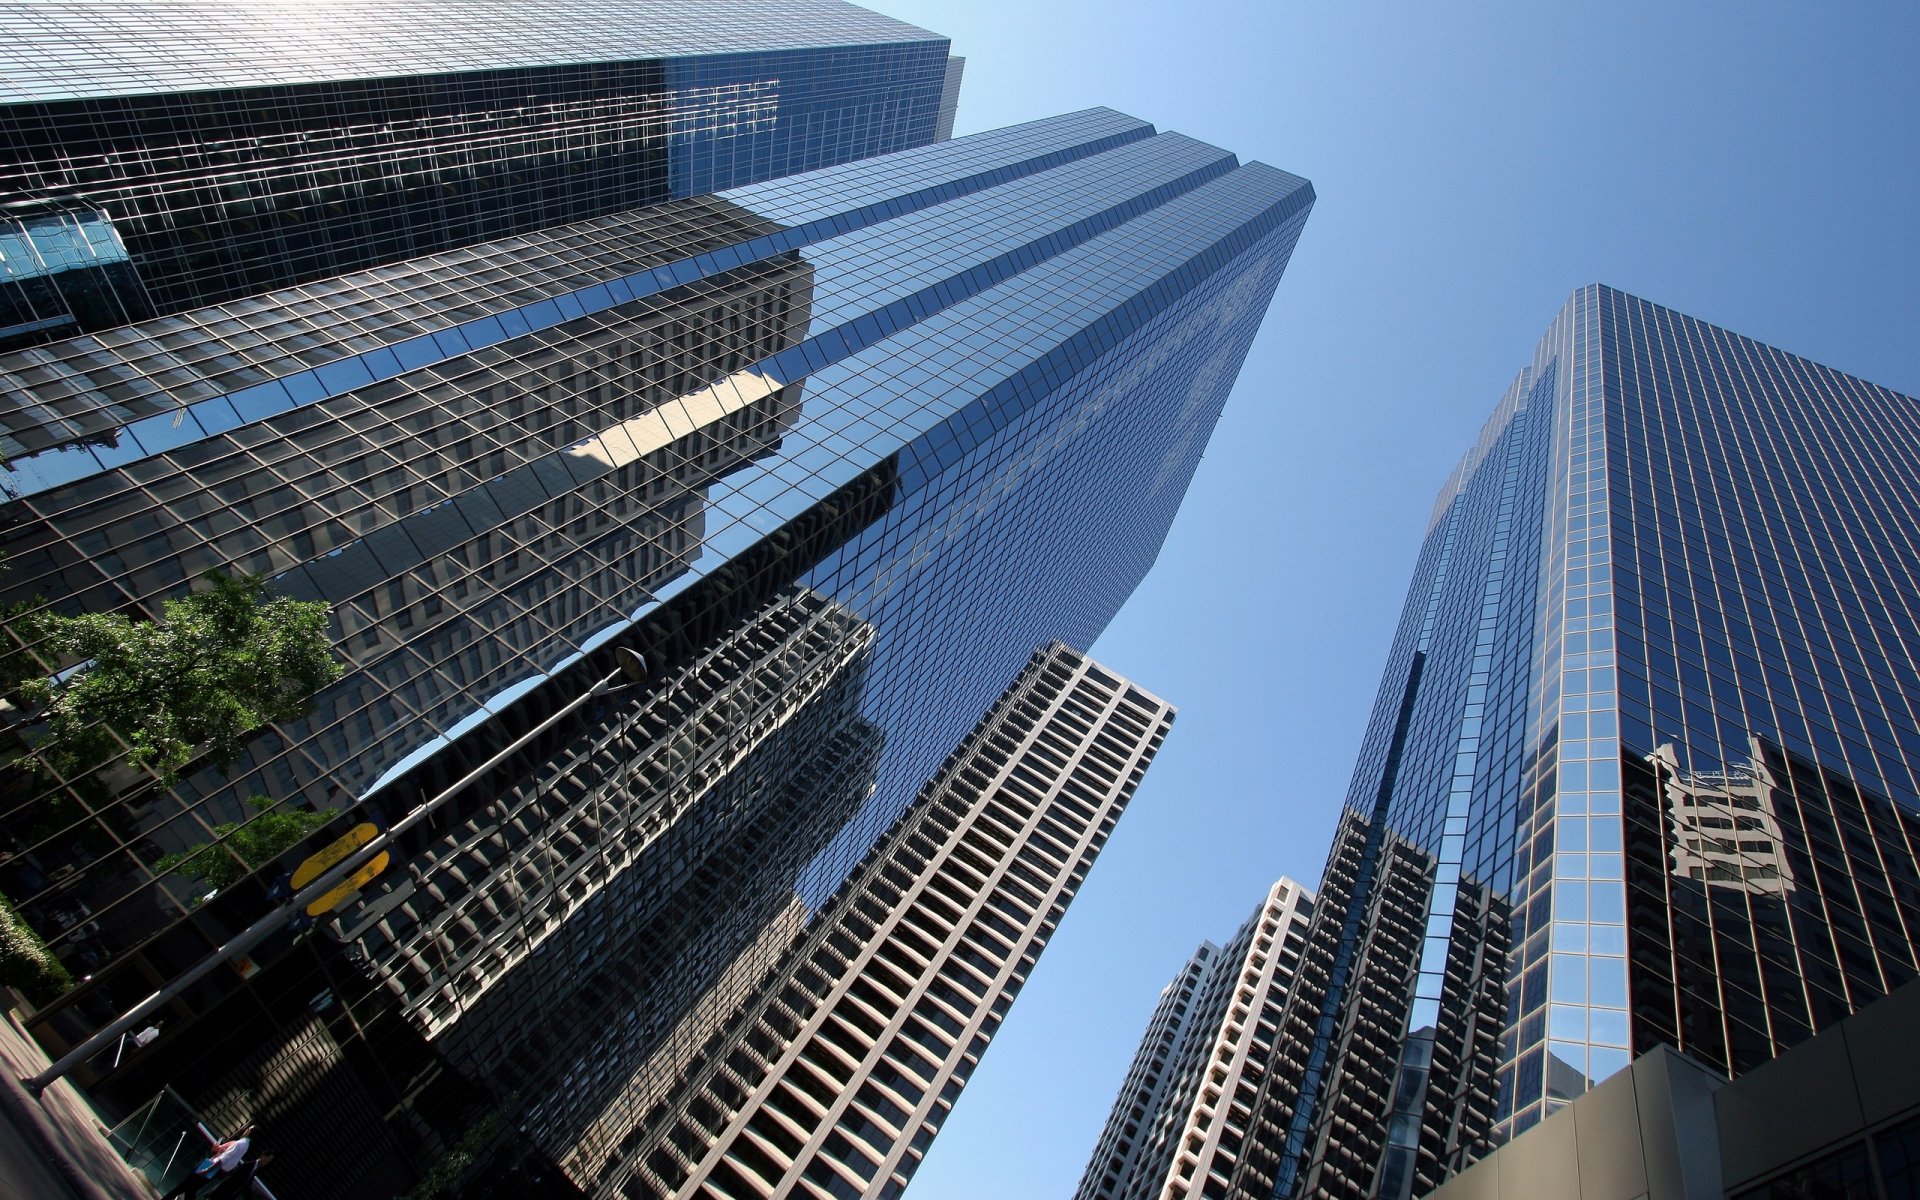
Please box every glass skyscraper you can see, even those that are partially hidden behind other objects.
[1230,285,1920,1200]
[0,0,959,346]
[0,10,1314,1191]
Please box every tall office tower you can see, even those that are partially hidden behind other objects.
[1088,947,1224,1198]
[605,643,1175,1200]
[0,95,1312,1198]
[0,0,959,348]
[1228,285,1920,1200]
[1077,878,1316,1200]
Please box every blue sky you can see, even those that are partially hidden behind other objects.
[871,1,1920,1195]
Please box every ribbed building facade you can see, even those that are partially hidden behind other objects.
[1085,945,1220,1199]
[1078,878,1315,1200]
[0,10,1312,1195]
[1229,286,1920,1199]
[602,643,1175,1199]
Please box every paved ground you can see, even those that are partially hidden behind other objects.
[0,1095,84,1199]
[0,1006,156,1200]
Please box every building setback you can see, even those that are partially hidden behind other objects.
[604,643,1175,1199]
[1227,286,1920,1199]
[1077,877,1315,1200]
[0,21,1313,1196]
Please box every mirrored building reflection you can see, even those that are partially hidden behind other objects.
[1225,813,1509,1200]
[0,0,959,346]
[1652,738,1796,897]
[417,586,888,1159]
[0,32,1313,1194]
[1234,286,1920,1199]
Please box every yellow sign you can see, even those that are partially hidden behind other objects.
[305,851,390,917]
[291,823,380,891]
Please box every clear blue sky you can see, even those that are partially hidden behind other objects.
[872,2,1920,1195]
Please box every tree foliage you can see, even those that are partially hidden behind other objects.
[405,1107,508,1200]
[20,571,342,784]
[0,595,41,694]
[0,890,73,1004]
[153,796,334,892]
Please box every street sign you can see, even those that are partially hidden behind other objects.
[291,823,378,889]
[290,823,389,916]
[303,851,389,917]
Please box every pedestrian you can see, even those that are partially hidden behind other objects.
[162,1124,254,1199]
[207,1152,273,1199]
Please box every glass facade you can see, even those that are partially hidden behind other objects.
[1235,286,1920,1199]
[0,99,1312,1198]
[0,0,956,345]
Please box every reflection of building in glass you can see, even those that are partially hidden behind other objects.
[408,587,886,1160]
[1225,812,1508,1200]
[609,644,1175,1200]
[1227,287,1920,1199]
[1651,738,1795,896]
[1076,877,1315,1200]
[0,0,957,345]
[562,895,812,1188]
[1624,733,1920,1086]
[0,208,145,345]
[2,88,1312,1198]
[1,215,821,988]
[344,585,870,1020]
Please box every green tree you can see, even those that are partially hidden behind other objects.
[0,891,73,1005]
[0,595,40,694]
[20,571,342,784]
[152,796,334,892]
[405,1106,509,1200]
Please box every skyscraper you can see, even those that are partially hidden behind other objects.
[610,644,1175,1199]
[0,0,960,347]
[0,19,1313,1191]
[1077,877,1315,1200]
[1231,285,1920,1199]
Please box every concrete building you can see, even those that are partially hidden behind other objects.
[1078,878,1315,1200]
[609,644,1176,1199]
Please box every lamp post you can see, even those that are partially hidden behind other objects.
[24,648,650,1097]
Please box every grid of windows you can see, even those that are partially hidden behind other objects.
[1076,878,1315,1200]
[0,0,942,101]
[1603,289,1920,1076]
[1081,947,1217,1200]
[0,0,955,343]
[0,104,1313,1199]
[1239,286,1920,1199]
[605,644,1174,1200]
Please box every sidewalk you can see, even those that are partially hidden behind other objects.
[0,1004,157,1200]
